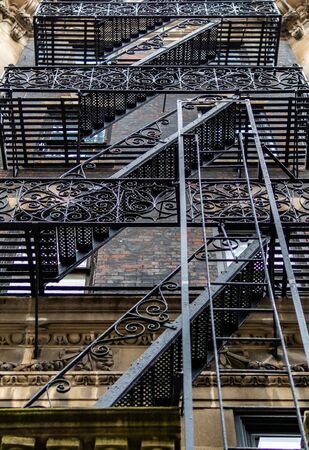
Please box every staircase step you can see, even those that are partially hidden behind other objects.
[95,240,265,407]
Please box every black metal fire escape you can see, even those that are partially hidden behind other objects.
[0,1,309,449]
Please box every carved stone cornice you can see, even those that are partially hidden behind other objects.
[0,346,114,372]
[0,408,181,450]
[0,371,308,388]
[194,371,309,387]
[0,331,158,347]
[0,372,121,387]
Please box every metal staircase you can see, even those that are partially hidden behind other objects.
[33,0,281,66]
[34,14,171,65]
[20,99,309,450]
[23,234,266,407]
[0,65,307,171]
[2,96,301,293]
[0,100,236,293]
[0,1,309,448]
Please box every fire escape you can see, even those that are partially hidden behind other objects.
[0,0,309,448]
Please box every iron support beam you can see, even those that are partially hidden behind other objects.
[245,99,309,365]
[177,100,195,450]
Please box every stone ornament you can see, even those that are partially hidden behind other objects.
[278,0,309,40]
[0,0,38,41]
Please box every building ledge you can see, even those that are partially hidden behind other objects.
[0,407,181,450]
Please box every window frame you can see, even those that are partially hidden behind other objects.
[234,409,302,448]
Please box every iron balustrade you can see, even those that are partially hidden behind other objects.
[0,178,308,226]
[1,97,308,447]
[131,20,220,67]
[2,65,305,92]
[93,99,309,448]
[33,12,280,65]
[34,16,170,65]
[36,1,280,17]
[105,19,218,64]
[33,0,280,66]
[0,66,308,171]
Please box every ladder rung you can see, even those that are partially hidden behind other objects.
[219,368,288,374]
[209,258,264,262]
[216,337,281,342]
[211,282,267,286]
[204,164,244,168]
[213,307,273,312]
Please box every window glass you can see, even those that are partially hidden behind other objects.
[258,437,301,449]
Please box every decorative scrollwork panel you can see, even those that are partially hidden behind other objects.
[36,1,280,18]
[2,67,307,92]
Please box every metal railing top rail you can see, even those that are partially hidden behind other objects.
[1,66,307,92]
[35,0,280,17]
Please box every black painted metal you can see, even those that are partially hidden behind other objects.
[2,0,306,444]
[36,1,280,17]
[105,19,217,64]
[0,178,309,227]
[1,66,307,170]
[0,99,309,296]
[23,234,270,407]
[132,20,219,66]
[93,100,309,448]
[95,240,265,407]
[3,65,306,92]
[33,13,280,66]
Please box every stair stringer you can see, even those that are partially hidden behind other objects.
[95,239,265,407]
[40,100,233,286]
[79,21,220,142]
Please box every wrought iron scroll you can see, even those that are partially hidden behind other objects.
[0,179,178,224]
[2,66,307,92]
[23,235,251,407]
[36,1,280,18]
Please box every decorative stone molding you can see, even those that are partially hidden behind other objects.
[218,347,309,372]
[27,346,114,372]
[277,0,309,40]
[0,331,156,347]
[1,436,35,450]
[0,372,121,387]
[194,371,309,387]
[0,346,114,372]
[0,370,308,389]
[46,438,81,450]
[0,408,181,450]
[0,0,37,42]
[140,440,175,450]
[94,438,128,450]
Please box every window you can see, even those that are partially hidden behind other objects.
[235,410,302,449]
[258,437,301,449]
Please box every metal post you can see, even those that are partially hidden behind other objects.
[177,100,195,450]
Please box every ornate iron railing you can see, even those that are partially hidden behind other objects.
[105,19,218,64]
[132,20,219,66]
[36,1,280,18]
[23,235,264,407]
[0,67,307,171]
[0,98,308,299]
[34,12,280,65]
[0,178,308,226]
[2,66,306,92]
